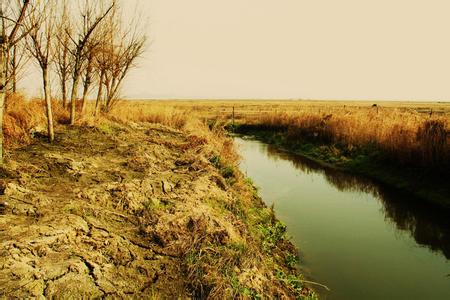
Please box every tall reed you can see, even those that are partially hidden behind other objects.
[239,107,449,170]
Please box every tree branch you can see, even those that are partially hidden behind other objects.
[8,0,31,42]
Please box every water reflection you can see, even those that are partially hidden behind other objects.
[262,142,450,260]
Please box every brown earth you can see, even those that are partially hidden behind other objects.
[0,122,311,298]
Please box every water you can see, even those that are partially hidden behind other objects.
[235,137,450,300]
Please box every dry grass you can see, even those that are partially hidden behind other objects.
[4,94,45,147]
[104,99,450,170]
[89,99,450,171]
[3,94,70,148]
[4,96,449,170]
[239,107,449,169]
[107,101,188,129]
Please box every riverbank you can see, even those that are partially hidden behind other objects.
[231,125,450,209]
[0,120,315,298]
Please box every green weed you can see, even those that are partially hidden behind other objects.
[142,199,173,212]
[285,253,300,269]
[259,220,287,251]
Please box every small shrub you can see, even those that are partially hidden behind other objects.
[285,253,300,269]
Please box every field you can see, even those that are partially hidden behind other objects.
[110,99,449,167]
[121,99,450,118]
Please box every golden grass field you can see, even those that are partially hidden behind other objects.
[119,99,450,119]
[5,95,450,170]
[109,99,450,170]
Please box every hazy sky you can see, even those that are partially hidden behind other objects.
[22,0,450,100]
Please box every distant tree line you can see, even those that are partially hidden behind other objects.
[0,0,146,160]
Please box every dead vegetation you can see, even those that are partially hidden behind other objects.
[241,108,449,170]
[169,100,449,171]
[3,94,68,148]
[83,99,450,171]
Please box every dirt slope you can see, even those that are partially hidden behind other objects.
[0,122,311,298]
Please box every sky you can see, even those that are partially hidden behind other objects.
[21,0,450,101]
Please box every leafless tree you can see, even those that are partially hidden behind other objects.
[95,2,146,113]
[6,40,30,94]
[66,0,113,125]
[0,0,32,162]
[25,0,56,142]
[80,29,102,114]
[54,0,72,108]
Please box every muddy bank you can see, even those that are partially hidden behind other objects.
[0,122,313,298]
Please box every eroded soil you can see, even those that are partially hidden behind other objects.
[0,122,307,298]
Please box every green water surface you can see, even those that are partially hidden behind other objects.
[235,137,450,300]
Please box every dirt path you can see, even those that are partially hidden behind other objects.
[0,122,310,298]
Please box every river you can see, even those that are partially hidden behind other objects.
[235,137,450,299]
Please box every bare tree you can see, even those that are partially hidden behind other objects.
[0,0,32,162]
[93,9,115,116]
[54,0,72,108]
[96,2,146,113]
[67,0,113,125]
[7,41,30,94]
[80,28,102,114]
[94,50,106,116]
[25,0,56,142]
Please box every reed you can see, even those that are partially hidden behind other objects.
[238,106,449,170]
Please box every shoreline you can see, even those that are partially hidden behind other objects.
[231,125,450,210]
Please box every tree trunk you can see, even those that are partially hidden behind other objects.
[43,67,54,142]
[104,78,111,112]
[70,74,80,125]
[81,61,93,114]
[95,70,104,116]
[4,44,9,95]
[0,40,6,163]
[61,75,67,108]
[70,48,84,125]
[11,45,17,93]
[81,81,89,114]
[61,39,68,108]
